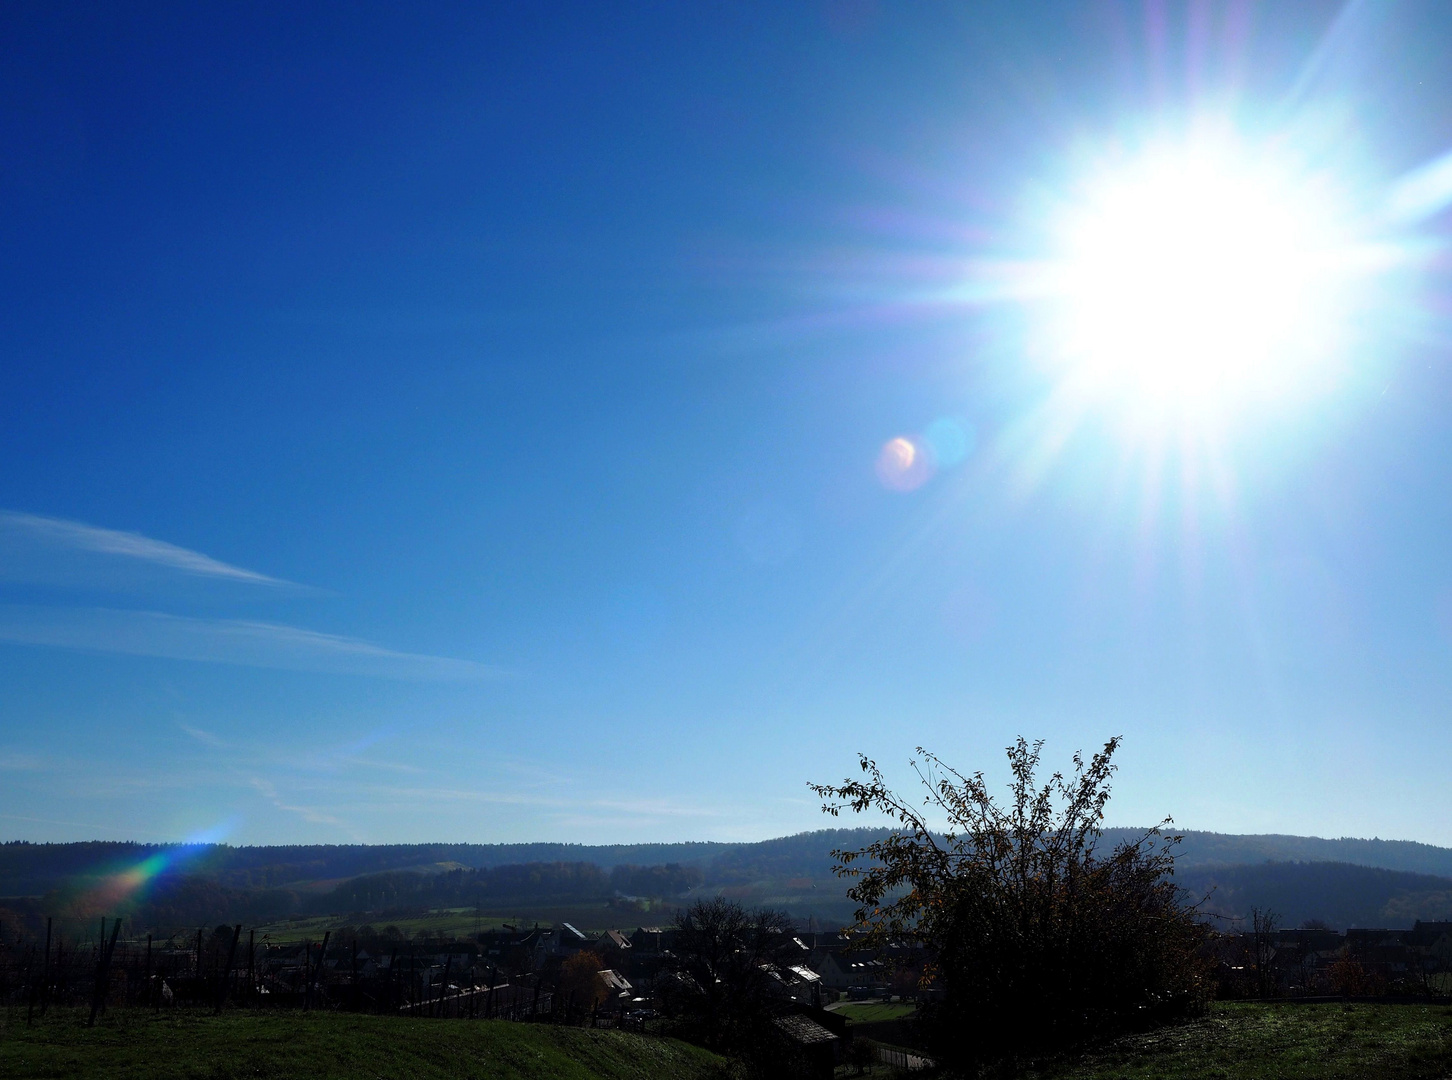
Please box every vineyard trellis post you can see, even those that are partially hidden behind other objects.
[215,924,241,1014]
[88,917,121,1026]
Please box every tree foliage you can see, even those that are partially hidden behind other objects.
[665,898,800,1071]
[558,949,608,1016]
[812,737,1209,1072]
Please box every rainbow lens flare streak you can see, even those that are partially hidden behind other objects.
[76,821,235,915]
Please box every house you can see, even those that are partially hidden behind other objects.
[1273,928,1344,952]
[534,922,593,966]
[802,930,854,956]
[1345,928,1413,976]
[595,929,633,957]
[815,951,888,992]
[630,926,675,953]
[1410,921,1452,951]
[595,968,634,1012]
[774,963,824,1006]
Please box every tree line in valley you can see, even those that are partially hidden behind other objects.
[0,859,707,933]
[0,839,730,896]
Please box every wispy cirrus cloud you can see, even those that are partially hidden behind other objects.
[250,777,357,835]
[0,510,293,588]
[0,605,500,681]
[177,723,233,749]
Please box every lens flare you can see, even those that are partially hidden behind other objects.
[876,436,932,491]
[923,417,976,467]
[68,820,234,913]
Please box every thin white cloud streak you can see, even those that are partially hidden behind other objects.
[0,606,501,681]
[177,723,232,749]
[334,757,427,775]
[250,777,358,837]
[0,510,292,587]
[348,784,729,822]
[0,812,140,835]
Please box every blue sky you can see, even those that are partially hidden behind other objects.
[4,1,1452,846]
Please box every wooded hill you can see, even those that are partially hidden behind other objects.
[5,828,1452,931]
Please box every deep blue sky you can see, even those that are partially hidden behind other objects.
[4,1,1452,846]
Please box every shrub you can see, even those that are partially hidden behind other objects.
[812,737,1210,1074]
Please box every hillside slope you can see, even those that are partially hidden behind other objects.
[1179,860,1452,928]
[1041,1002,1452,1080]
[10,827,1452,896]
[9,829,1452,931]
[0,1010,727,1080]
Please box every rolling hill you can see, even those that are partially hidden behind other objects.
[6,828,1452,930]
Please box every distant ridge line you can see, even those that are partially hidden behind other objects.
[6,827,1452,890]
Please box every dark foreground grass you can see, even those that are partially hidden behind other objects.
[0,1009,727,1080]
[1040,1001,1452,1080]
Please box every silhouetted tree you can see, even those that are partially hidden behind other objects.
[1249,907,1279,997]
[665,898,800,1074]
[812,737,1209,1074]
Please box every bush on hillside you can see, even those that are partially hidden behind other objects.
[813,737,1211,1075]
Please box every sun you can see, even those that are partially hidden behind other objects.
[1043,134,1365,424]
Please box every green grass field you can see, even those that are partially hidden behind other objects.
[0,1009,726,1080]
[827,1000,917,1024]
[10,1001,1452,1080]
[1038,1002,1452,1080]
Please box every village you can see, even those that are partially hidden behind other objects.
[92,914,1448,1030]
[247,917,1452,1013]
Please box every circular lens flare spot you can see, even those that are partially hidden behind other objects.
[876,436,933,491]
[923,417,976,467]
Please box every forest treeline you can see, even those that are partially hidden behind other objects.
[5,830,1452,932]
[8,828,1452,897]
[0,859,706,932]
[0,839,736,895]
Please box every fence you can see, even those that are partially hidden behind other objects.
[0,918,555,1026]
[874,1044,935,1071]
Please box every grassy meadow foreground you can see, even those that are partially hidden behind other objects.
[0,1009,726,1080]
[5,1003,1452,1079]
[1038,1002,1452,1080]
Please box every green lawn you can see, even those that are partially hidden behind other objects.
[0,1009,727,1080]
[828,1001,917,1024]
[1040,1002,1452,1080]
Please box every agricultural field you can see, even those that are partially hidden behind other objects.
[0,1009,727,1080]
[255,904,641,943]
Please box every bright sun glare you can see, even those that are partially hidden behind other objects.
[1047,136,1365,422]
